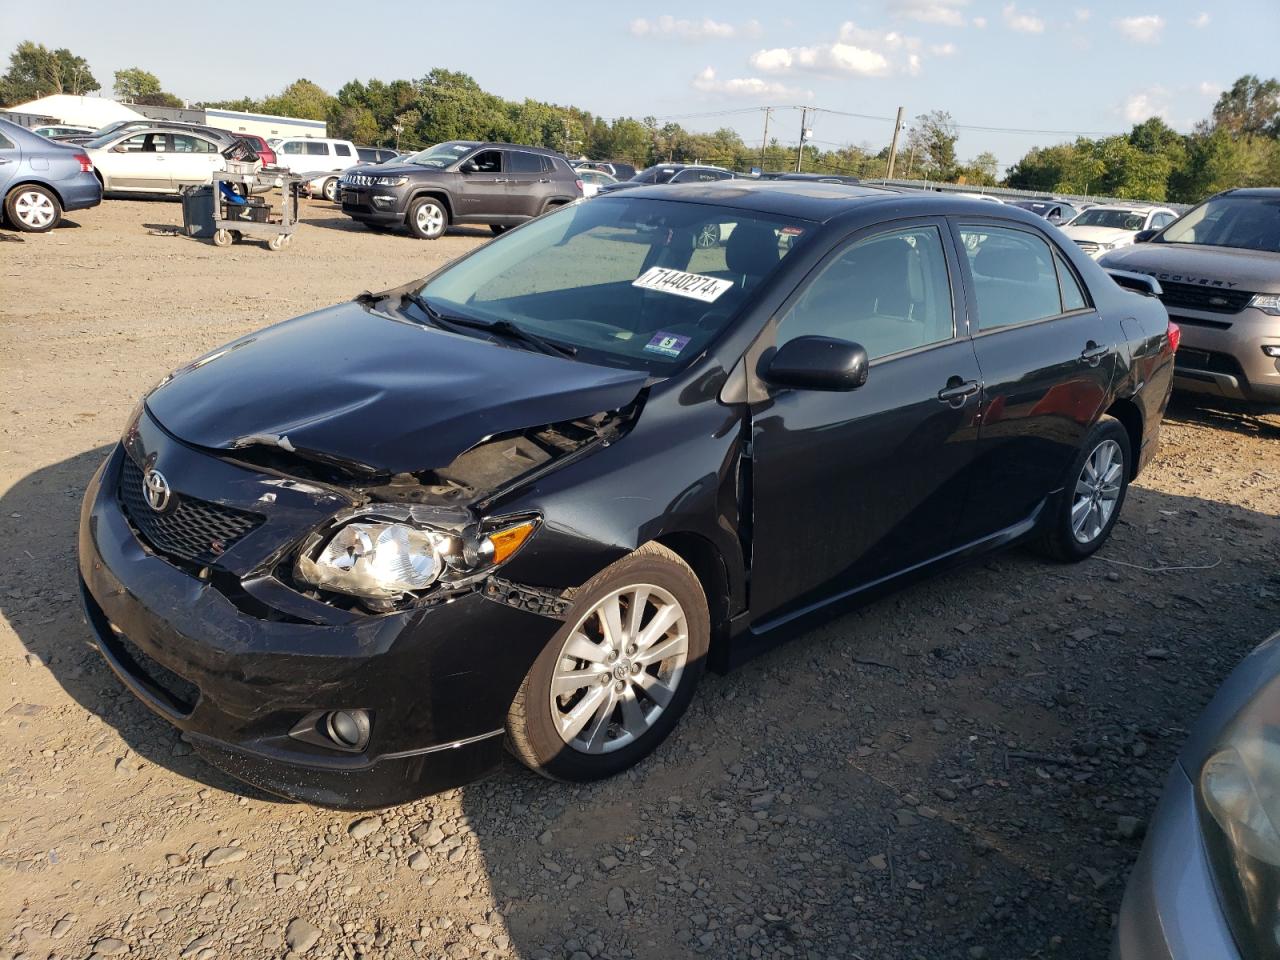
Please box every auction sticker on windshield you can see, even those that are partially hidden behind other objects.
[632,267,734,303]
[644,331,691,358]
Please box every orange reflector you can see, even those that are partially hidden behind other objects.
[487,521,537,564]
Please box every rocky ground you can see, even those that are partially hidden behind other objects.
[2,199,1278,960]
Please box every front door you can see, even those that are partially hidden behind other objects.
[749,220,984,626]
[456,148,508,220]
[107,132,170,191]
[952,220,1119,539]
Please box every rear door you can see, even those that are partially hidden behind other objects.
[749,218,985,625]
[0,129,19,197]
[953,220,1119,540]
[504,150,553,217]
[169,133,224,189]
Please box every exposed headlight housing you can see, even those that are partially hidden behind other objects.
[1249,294,1280,317]
[1199,675,1280,960]
[295,508,538,604]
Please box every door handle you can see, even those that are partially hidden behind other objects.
[937,378,980,405]
[1080,342,1109,366]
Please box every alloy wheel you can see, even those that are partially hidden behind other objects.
[415,203,445,236]
[1071,439,1123,544]
[15,190,56,229]
[549,584,689,755]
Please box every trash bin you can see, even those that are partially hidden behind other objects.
[182,185,215,239]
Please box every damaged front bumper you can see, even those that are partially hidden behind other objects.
[77,442,565,809]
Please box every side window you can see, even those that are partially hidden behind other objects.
[148,134,168,153]
[0,132,13,149]
[779,225,955,362]
[1150,212,1173,229]
[304,141,329,156]
[960,224,1067,330]
[118,134,149,152]
[670,169,697,183]
[171,135,213,153]
[706,170,733,181]
[507,151,544,174]
[281,141,303,155]
[1054,251,1088,311]
[335,143,351,157]
[469,150,502,173]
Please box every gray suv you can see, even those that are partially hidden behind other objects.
[339,140,582,239]
[1100,188,1280,409]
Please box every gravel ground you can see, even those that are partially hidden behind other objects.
[2,199,1278,960]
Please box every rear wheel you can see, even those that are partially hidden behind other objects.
[490,224,508,236]
[407,197,448,240]
[321,178,338,202]
[5,185,61,232]
[1034,415,1130,562]
[507,542,709,782]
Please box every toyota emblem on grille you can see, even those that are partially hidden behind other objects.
[143,468,172,512]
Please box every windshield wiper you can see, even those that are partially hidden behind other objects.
[401,292,577,359]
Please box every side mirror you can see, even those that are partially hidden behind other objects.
[460,160,477,173]
[762,336,869,391]
[1133,229,1157,243]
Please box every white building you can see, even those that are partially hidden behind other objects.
[5,94,145,128]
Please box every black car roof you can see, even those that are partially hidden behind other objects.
[605,180,1058,226]
[1222,187,1280,199]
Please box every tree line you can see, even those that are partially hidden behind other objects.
[2,40,1275,203]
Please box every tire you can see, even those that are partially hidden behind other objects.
[507,542,709,782]
[5,184,62,233]
[212,228,232,248]
[490,224,508,236]
[1033,414,1131,562]
[321,178,338,202]
[268,234,286,251]
[407,196,448,240]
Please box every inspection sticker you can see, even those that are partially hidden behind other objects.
[644,331,692,358]
[632,266,734,303]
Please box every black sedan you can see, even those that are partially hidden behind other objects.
[78,182,1176,808]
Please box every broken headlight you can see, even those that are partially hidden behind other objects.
[295,510,538,602]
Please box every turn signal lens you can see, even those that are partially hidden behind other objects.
[486,521,537,564]
[1167,321,1181,354]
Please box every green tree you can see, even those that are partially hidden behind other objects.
[0,41,98,105]
[1210,74,1280,137]
[113,67,183,107]
[260,79,334,121]
[907,111,959,180]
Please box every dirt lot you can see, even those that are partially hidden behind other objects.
[2,198,1278,960]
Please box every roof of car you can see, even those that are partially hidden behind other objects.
[1222,187,1280,199]
[606,180,1060,224]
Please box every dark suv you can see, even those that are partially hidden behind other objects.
[339,140,582,239]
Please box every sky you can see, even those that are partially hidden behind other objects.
[5,0,1279,172]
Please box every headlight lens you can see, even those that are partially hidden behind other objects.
[1199,680,1280,960]
[296,515,538,602]
[374,175,407,187]
[1249,294,1280,316]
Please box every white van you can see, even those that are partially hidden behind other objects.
[270,138,359,201]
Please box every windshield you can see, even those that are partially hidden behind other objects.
[1160,195,1280,253]
[406,141,477,168]
[417,196,809,373]
[85,130,128,149]
[1072,209,1148,231]
[632,166,680,184]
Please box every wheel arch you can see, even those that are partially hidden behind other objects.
[651,531,732,654]
[1102,397,1143,479]
[407,188,454,219]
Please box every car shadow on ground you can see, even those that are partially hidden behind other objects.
[297,209,493,240]
[1164,394,1280,440]
[2,401,1278,959]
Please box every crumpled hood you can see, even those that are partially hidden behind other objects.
[145,302,648,475]
[1100,243,1280,294]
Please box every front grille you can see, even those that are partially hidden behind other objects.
[343,174,379,187]
[1157,281,1254,314]
[1074,240,1100,254]
[119,456,261,566]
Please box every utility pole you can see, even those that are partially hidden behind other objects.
[886,106,904,179]
[759,107,772,174]
[906,141,917,178]
[795,107,809,172]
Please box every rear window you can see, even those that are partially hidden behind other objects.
[335,143,351,157]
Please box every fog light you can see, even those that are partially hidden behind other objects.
[373,195,396,206]
[324,710,371,751]
[1263,345,1280,358]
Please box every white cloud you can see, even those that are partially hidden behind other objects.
[972,15,987,27]
[930,42,958,55]
[749,21,928,77]
[1121,87,1170,122]
[691,67,810,100]
[1074,8,1091,22]
[1199,80,1222,97]
[885,0,968,26]
[1115,14,1165,43]
[1190,12,1210,28]
[629,16,742,39]
[1002,3,1045,33]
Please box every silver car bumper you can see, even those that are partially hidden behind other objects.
[1112,765,1240,960]
[1170,305,1280,406]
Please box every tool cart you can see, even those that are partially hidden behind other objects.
[210,163,303,251]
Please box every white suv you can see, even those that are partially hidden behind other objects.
[1063,204,1177,259]
[270,138,359,201]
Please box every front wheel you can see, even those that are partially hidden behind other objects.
[506,542,709,782]
[1034,414,1131,562]
[6,185,62,233]
[407,197,448,240]
[321,178,338,202]
[489,224,508,236]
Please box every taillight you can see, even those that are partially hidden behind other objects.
[575,179,584,194]
[75,154,92,173]
[1167,320,1181,353]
